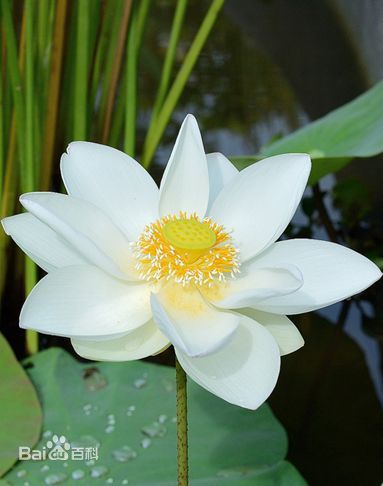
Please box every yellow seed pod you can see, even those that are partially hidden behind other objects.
[162,219,217,250]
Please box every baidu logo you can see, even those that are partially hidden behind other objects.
[19,434,98,461]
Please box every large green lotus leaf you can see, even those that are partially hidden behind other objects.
[4,348,306,485]
[0,333,42,477]
[230,80,383,184]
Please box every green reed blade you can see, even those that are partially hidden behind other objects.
[141,0,224,168]
[1,0,26,165]
[40,0,68,191]
[124,1,138,156]
[151,0,188,122]
[101,0,132,144]
[74,0,89,139]
[25,0,38,355]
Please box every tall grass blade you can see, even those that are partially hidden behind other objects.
[101,0,132,144]
[40,0,68,190]
[1,0,26,166]
[141,0,224,168]
[74,0,89,139]
[124,2,138,156]
[151,0,188,123]
[25,0,38,355]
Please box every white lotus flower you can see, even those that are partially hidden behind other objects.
[2,115,381,409]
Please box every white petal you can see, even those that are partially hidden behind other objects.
[20,265,151,338]
[206,152,238,212]
[71,320,169,361]
[61,142,159,241]
[248,239,382,314]
[240,308,304,356]
[209,153,311,261]
[20,192,137,280]
[159,115,209,218]
[150,284,240,357]
[1,213,86,272]
[176,314,280,410]
[212,265,303,309]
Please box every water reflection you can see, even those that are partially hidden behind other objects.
[318,301,383,404]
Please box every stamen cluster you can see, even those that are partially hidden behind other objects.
[133,212,240,287]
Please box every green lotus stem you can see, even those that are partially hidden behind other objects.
[141,0,224,169]
[74,0,89,139]
[176,357,188,486]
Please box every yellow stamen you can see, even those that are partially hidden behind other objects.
[132,212,240,287]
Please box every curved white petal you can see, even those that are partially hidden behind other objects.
[71,320,169,361]
[176,314,280,410]
[1,213,86,272]
[209,153,311,261]
[159,115,209,218]
[20,192,137,280]
[61,142,159,241]
[150,284,240,357]
[211,265,303,309]
[20,265,152,338]
[206,152,238,212]
[240,308,304,356]
[248,239,382,314]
